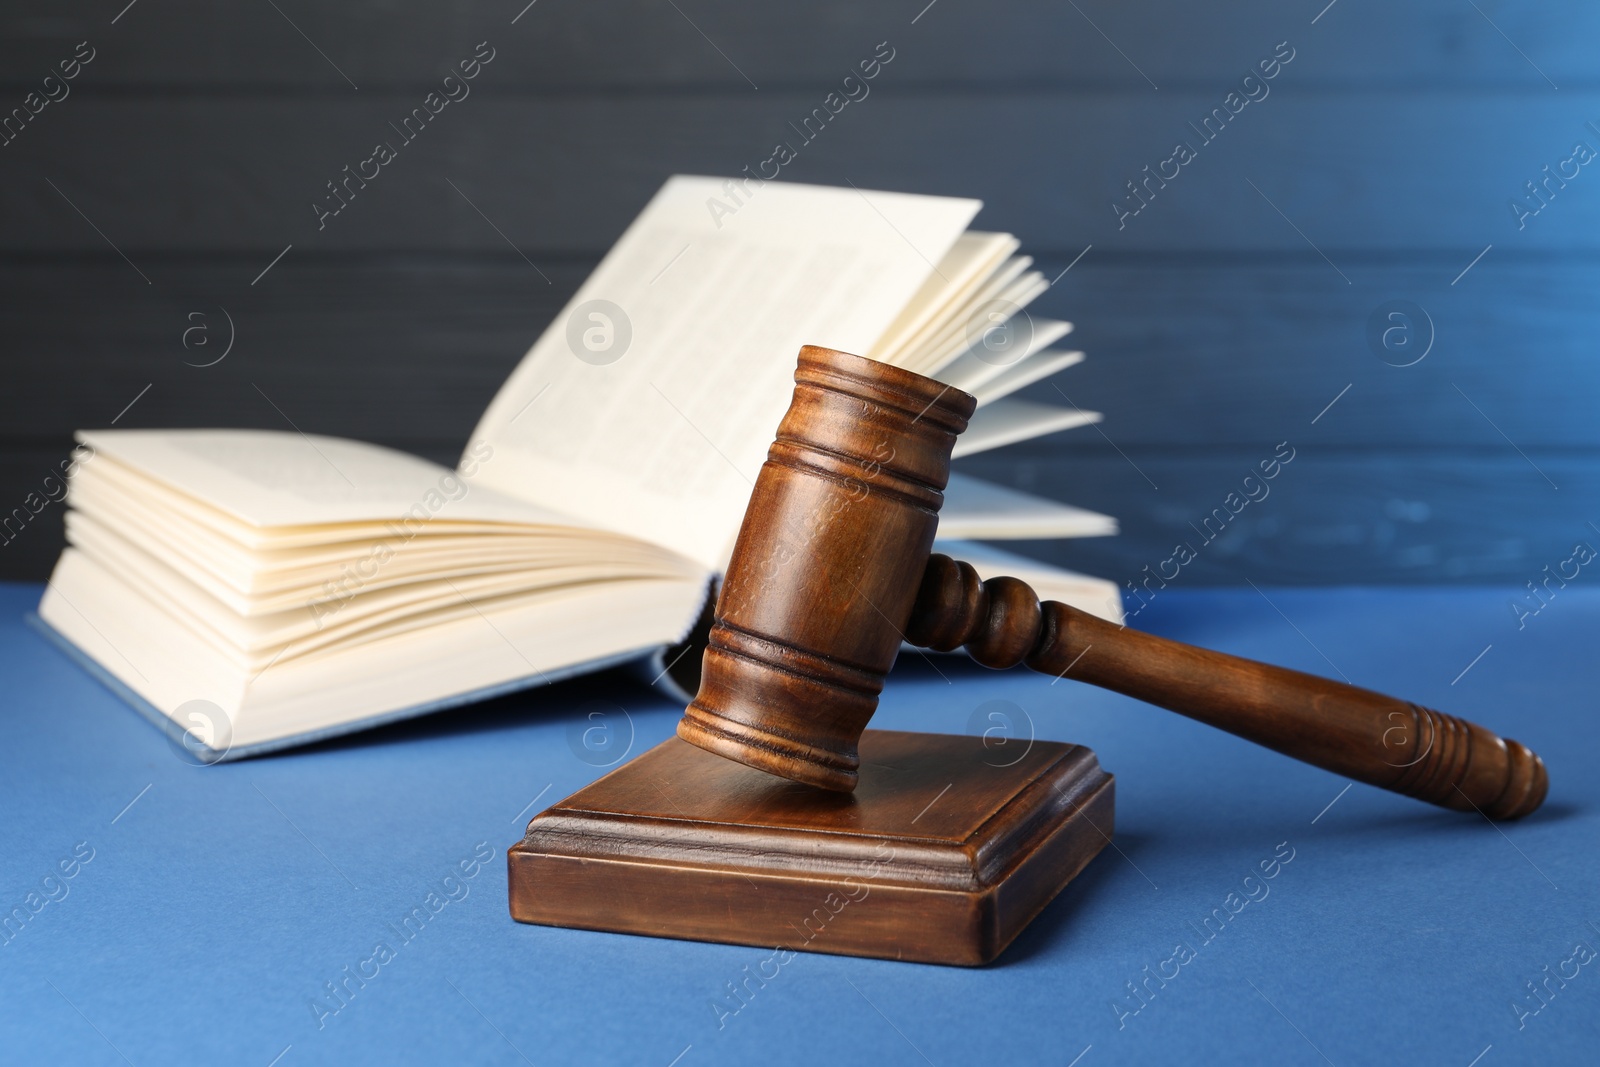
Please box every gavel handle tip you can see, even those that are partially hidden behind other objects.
[1485,740,1549,820]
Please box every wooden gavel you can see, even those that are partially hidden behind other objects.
[677,346,1547,820]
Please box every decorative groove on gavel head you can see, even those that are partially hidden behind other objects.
[675,345,976,791]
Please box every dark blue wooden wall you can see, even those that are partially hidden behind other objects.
[2,1,1596,586]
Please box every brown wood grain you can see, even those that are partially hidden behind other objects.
[908,554,1548,819]
[678,346,1548,819]
[677,345,977,791]
[508,729,1114,965]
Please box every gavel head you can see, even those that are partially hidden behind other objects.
[676,345,976,791]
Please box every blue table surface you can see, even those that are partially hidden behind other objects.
[1,580,1596,1066]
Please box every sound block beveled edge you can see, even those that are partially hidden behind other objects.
[507,730,1114,966]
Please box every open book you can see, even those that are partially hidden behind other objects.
[35,176,1118,758]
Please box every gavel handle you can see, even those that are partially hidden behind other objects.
[906,554,1547,820]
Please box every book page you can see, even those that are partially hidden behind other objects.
[866,232,1017,364]
[915,270,1049,377]
[39,548,707,747]
[952,398,1101,458]
[76,429,589,530]
[896,256,1032,373]
[464,176,981,570]
[937,320,1074,393]
[969,348,1084,407]
[939,473,1117,540]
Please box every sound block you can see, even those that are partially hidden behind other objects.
[508,728,1113,965]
